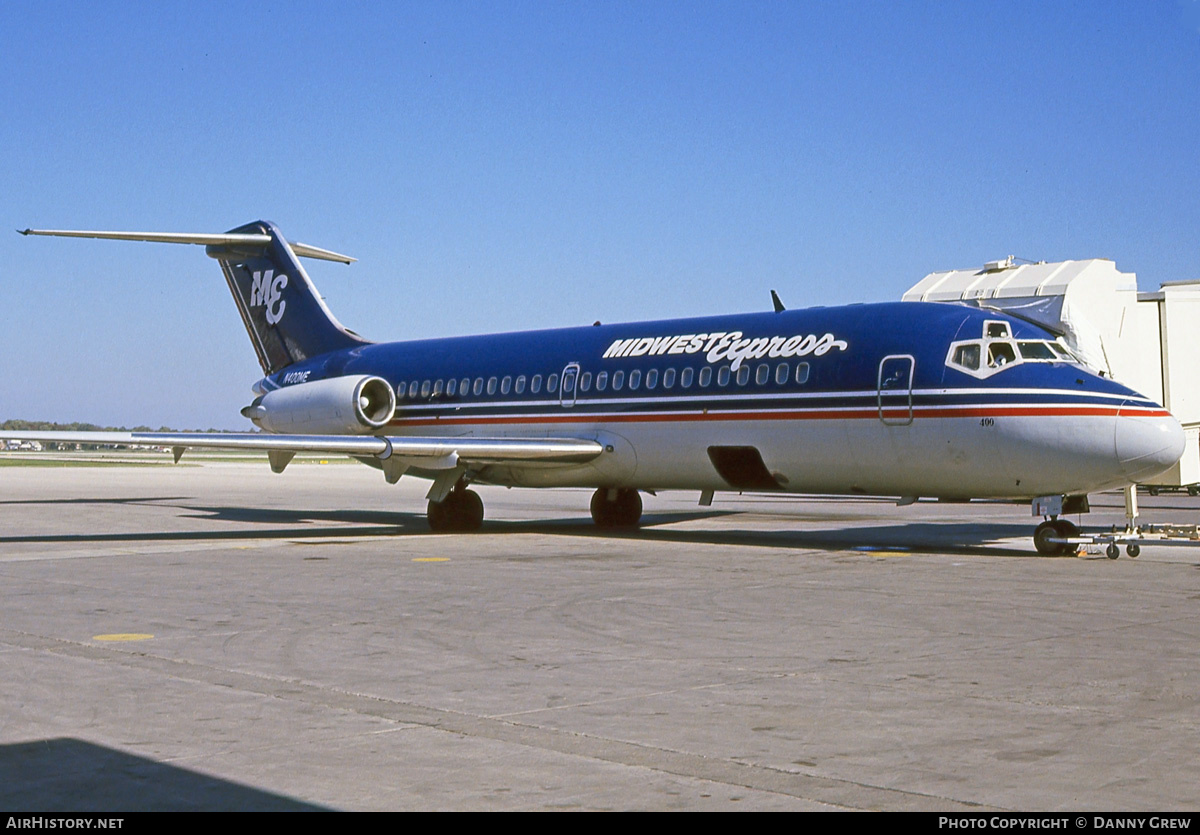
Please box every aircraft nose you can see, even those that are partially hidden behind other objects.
[1114,405,1185,483]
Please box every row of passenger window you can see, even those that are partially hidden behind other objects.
[396,362,812,402]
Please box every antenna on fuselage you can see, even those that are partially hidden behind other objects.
[770,290,786,313]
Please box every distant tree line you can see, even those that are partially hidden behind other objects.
[1,420,232,451]
[2,419,172,433]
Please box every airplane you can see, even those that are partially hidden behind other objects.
[1,220,1186,555]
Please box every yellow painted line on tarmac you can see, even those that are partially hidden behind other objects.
[413,557,450,562]
[93,633,154,642]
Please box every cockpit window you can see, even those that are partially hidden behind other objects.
[952,343,981,372]
[1017,341,1057,360]
[987,342,1017,367]
[946,321,1081,379]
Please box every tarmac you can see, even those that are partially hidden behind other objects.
[1,458,1198,811]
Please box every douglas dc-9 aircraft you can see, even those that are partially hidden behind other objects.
[3,221,1186,554]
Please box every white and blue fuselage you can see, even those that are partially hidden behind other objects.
[10,220,1185,546]
[258,300,1182,501]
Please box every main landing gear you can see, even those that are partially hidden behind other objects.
[427,485,484,532]
[590,488,642,528]
[427,484,644,532]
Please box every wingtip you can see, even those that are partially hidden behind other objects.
[17,228,30,236]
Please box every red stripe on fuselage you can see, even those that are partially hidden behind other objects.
[387,404,1171,428]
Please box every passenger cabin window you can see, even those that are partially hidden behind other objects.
[628,370,641,390]
[446,379,456,396]
[645,369,658,389]
[547,374,559,393]
[473,377,484,396]
[515,375,526,394]
[409,381,420,399]
[531,375,542,393]
[580,372,592,392]
[663,368,676,388]
[718,366,731,386]
[681,368,695,388]
[612,370,624,390]
[596,371,608,391]
[756,364,770,385]
[699,367,712,387]
[795,362,810,384]
[775,363,789,385]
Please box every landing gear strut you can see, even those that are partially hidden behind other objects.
[590,488,642,528]
[427,486,484,532]
[1033,518,1079,556]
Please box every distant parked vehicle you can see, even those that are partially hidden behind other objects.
[1143,483,1200,496]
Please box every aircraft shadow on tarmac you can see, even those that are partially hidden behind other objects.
[0,737,330,812]
[0,496,192,506]
[0,495,1042,557]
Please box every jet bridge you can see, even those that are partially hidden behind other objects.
[903,257,1200,490]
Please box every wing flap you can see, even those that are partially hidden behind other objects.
[0,431,603,466]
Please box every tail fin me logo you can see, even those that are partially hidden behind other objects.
[249,269,289,326]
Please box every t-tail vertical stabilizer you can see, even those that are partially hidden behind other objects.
[18,221,371,374]
[204,221,370,373]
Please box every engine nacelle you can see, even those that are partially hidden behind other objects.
[243,375,396,434]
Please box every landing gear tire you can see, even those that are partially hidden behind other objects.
[1127,543,1141,558]
[590,488,643,528]
[455,489,484,531]
[1034,521,1059,555]
[1034,520,1078,556]
[427,488,484,532]
[1148,486,1161,496]
[427,497,449,531]
[1106,543,1120,560]
[1188,485,1199,497]
[1053,519,1080,556]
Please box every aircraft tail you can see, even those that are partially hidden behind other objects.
[204,221,370,373]
[20,220,371,374]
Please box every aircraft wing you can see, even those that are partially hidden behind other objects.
[0,431,603,497]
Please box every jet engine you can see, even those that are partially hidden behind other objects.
[242,375,396,434]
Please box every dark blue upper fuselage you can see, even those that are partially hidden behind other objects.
[260,301,1145,411]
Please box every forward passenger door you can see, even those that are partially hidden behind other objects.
[877,355,914,426]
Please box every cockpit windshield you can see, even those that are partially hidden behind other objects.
[945,320,1082,379]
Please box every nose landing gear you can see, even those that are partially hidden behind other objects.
[1033,518,1080,556]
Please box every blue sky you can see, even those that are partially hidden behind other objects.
[2,1,1198,428]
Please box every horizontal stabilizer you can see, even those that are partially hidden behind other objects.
[17,228,355,263]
